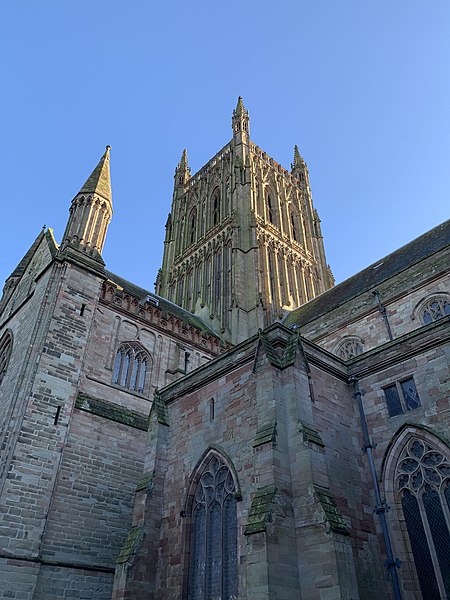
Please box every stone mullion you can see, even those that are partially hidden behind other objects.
[291,259,301,305]
[271,245,281,311]
[260,240,270,309]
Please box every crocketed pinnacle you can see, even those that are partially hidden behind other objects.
[293,145,305,169]
[234,96,246,116]
[78,146,112,203]
[177,149,189,172]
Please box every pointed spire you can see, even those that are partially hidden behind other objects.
[78,145,112,204]
[232,96,250,137]
[234,96,246,116]
[62,147,113,258]
[291,145,308,181]
[174,148,191,187]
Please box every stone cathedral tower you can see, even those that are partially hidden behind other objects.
[157,98,333,344]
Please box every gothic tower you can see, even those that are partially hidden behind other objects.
[157,99,333,344]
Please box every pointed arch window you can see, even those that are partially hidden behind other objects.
[395,437,450,598]
[0,331,13,386]
[212,190,221,227]
[266,194,274,224]
[112,342,149,394]
[420,296,450,325]
[187,453,238,600]
[189,210,197,246]
[290,213,297,241]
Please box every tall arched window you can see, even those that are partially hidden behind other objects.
[112,342,149,394]
[187,453,238,600]
[395,436,450,598]
[266,194,274,224]
[290,212,297,241]
[212,190,220,227]
[0,330,13,386]
[189,209,197,246]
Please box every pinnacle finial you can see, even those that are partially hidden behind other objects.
[232,97,250,136]
[292,145,306,173]
[78,147,112,203]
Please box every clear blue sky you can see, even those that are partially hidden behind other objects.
[1,1,449,293]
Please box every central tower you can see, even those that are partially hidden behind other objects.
[156,98,333,344]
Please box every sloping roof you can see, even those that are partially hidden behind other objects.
[284,219,450,329]
[8,229,58,280]
[105,270,221,338]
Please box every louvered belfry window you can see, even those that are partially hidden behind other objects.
[0,331,12,386]
[396,437,450,599]
[188,454,238,600]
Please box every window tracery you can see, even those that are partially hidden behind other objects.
[212,190,220,227]
[112,342,149,394]
[420,296,450,325]
[187,453,238,600]
[0,331,12,386]
[336,337,364,360]
[395,437,450,598]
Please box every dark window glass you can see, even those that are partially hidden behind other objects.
[402,490,440,600]
[384,384,403,417]
[267,195,273,223]
[401,378,421,411]
[0,331,12,386]
[421,297,450,325]
[112,344,149,394]
[423,489,450,596]
[188,455,237,600]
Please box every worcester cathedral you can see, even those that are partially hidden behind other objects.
[0,99,449,600]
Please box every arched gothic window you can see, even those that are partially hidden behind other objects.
[290,213,297,241]
[112,342,149,394]
[0,331,13,386]
[212,190,220,227]
[189,210,197,246]
[420,296,450,325]
[396,437,450,598]
[187,453,238,600]
[266,194,274,224]
[336,337,364,360]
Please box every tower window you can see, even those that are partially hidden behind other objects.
[0,331,13,386]
[291,213,297,241]
[383,377,421,417]
[187,453,238,600]
[112,342,149,394]
[266,195,274,224]
[396,437,450,598]
[189,210,197,245]
[212,190,220,227]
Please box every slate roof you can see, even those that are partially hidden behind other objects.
[105,270,220,338]
[284,219,450,329]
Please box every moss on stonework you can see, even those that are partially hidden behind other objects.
[299,420,325,447]
[253,421,277,447]
[258,330,298,370]
[135,472,153,492]
[244,484,277,535]
[153,393,169,426]
[314,486,349,535]
[76,393,148,430]
[116,526,143,564]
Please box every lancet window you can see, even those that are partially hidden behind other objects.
[0,330,13,386]
[112,342,149,394]
[189,210,197,246]
[212,190,220,227]
[395,437,450,598]
[187,453,238,600]
[266,194,274,224]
